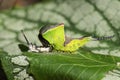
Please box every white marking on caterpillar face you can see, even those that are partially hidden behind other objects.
[28,43,51,52]
[37,47,51,52]
[28,43,39,52]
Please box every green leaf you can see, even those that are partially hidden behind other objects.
[24,51,120,80]
[0,0,120,80]
[0,51,14,80]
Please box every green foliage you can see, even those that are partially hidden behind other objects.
[24,51,120,80]
[0,51,14,80]
[0,0,120,80]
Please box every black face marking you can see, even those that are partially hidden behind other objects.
[38,33,50,47]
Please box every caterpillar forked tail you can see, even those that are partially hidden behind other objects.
[92,35,115,41]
